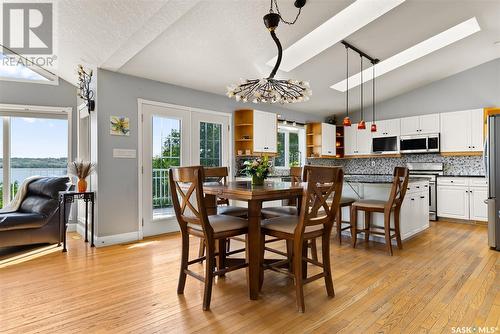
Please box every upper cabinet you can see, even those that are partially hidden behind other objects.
[440,109,483,153]
[400,114,439,135]
[306,122,336,158]
[253,110,277,153]
[345,123,372,156]
[321,123,336,157]
[234,109,276,156]
[374,119,400,137]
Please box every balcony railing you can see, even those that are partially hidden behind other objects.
[153,168,172,210]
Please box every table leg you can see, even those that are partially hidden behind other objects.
[205,194,217,216]
[247,199,262,300]
[91,199,95,247]
[85,200,89,242]
[63,198,67,253]
[58,198,62,247]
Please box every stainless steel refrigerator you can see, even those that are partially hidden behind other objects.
[487,115,500,250]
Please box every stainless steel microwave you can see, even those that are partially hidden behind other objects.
[400,134,440,153]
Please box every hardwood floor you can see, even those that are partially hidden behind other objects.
[0,221,499,333]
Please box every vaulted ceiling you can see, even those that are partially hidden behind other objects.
[55,0,500,116]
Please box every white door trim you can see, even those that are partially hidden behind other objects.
[137,98,233,239]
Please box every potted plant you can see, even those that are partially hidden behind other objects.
[68,160,96,192]
[243,155,272,186]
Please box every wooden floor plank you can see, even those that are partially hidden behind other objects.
[0,221,498,334]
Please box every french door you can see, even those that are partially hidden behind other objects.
[140,101,230,237]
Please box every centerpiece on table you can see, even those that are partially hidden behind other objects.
[68,160,96,192]
[243,155,272,186]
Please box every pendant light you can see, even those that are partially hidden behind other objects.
[371,62,377,132]
[358,55,366,130]
[343,45,351,127]
[226,0,311,104]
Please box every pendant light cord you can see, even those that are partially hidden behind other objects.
[268,30,282,79]
[346,46,349,118]
[360,55,363,121]
[372,63,375,123]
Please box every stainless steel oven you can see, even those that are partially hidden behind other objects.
[406,162,443,221]
[400,134,440,153]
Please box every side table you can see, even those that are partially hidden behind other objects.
[59,191,95,252]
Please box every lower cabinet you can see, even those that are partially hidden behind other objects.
[437,177,488,222]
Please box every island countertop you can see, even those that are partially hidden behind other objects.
[345,174,429,184]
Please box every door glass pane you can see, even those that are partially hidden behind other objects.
[199,122,222,167]
[152,116,181,218]
[289,132,300,166]
[275,132,286,167]
[10,117,68,200]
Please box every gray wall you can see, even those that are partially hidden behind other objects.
[0,78,78,160]
[96,69,323,237]
[351,58,500,122]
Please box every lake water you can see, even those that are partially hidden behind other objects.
[0,168,68,184]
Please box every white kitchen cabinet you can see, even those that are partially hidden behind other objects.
[253,110,277,153]
[344,125,357,155]
[469,108,484,151]
[440,109,484,153]
[344,123,372,155]
[437,185,470,219]
[321,123,336,157]
[437,177,488,222]
[470,187,488,221]
[400,114,439,135]
[375,119,400,137]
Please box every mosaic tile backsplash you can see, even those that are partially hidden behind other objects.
[306,154,485,176]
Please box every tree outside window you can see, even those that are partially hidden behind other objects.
[275,127,305,168]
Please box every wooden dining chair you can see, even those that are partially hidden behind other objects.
[261,166,303,218]
[169,166,248,310]
[260,166,344,312]
[199,167,248,259]
[350,167,409,256]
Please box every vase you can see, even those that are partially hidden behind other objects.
[252,175,265,186]
[77,178,87,193]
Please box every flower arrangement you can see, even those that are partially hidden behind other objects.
[68,160,96,192]
[243,155,272,185]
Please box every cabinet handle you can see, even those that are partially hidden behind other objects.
[420,196,425,199]
[450,180,454,183]
[424,185,428,187]
[416,186,420,189]
[411,198,415,201]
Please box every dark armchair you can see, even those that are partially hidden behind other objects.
[0,176,72,248]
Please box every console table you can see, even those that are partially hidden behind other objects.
[59,191,95,252]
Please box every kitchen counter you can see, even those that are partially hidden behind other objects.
[438,175,486,178]
[345,174,430,184]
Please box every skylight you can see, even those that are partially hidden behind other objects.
[330,17,481,92]
[0,52,56,83]
[266,0,406,72]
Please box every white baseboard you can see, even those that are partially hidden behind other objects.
[94,231,141,247]
[70,217,141,247]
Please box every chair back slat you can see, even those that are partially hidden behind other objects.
[296,166,344,236]
[387,167,410,210]
[290,166,303,183]
[204,167,229,205]
[169,166,212,235]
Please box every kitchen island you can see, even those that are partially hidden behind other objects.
[342,175,430,242]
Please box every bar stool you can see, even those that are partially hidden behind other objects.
[335,197,355,244]
[350,167,409,255]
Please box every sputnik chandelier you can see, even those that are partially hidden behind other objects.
[226,0,311,104]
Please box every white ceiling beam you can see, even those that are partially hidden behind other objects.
[100,0,201,71]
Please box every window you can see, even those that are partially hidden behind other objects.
[0,52,58,84]
[275,126,305,168]
[199,122,222,167]
[0,106,70,207]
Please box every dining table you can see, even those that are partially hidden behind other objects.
[202,180,305,300]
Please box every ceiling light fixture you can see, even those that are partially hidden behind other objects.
[266,0,405,72]
[226,0,311,104]
[371,63,377,132]
[331,17,481,92]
